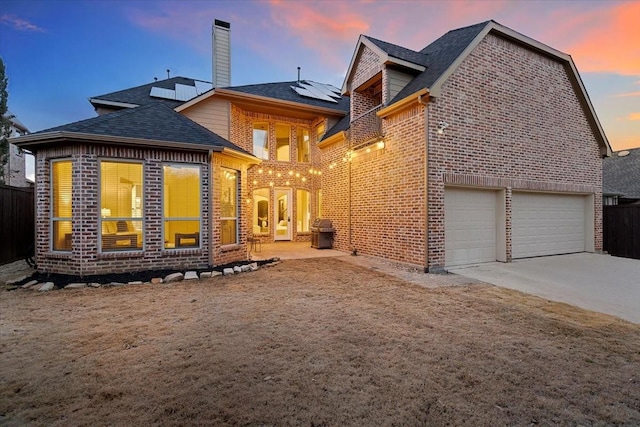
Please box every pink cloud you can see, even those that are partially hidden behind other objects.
[0,14,45,32]
[561,2,640,75]
[614,91,640,98]
[628,112,640,121]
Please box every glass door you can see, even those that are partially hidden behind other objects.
[274,188,292,240]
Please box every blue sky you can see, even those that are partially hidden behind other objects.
[1,0,639,153]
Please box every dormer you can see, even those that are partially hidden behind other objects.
[342,35,427,148]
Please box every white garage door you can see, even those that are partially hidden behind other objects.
[445,188,497,267]
[512,192,585,259]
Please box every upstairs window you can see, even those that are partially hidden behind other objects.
[276,124,290,162]
[163,164,201,249]
[316,122,326,142]
[51,160,72,252]
[253,123,269,160]
[297,128,310,162]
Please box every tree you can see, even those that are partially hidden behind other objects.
[0,57,11,184]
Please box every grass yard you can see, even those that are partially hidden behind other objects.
[1,257,638,426]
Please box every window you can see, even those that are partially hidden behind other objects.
[276,124,290,162]
[51,160,72,251]
[297,128,310,162]
[317,189,322,218]
[220,168,238,245]
[100,161,143,251]
[316,122,326,141]
[163,164,201,249]
[253,122,269,160]
[297,189,311,232]
[252,188,270,235]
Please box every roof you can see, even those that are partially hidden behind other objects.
[13,102,250,155]
[391,21,489,102]
[90,76,212,110]
[5,110,29,133]
[322,113,350,141]
[365,37,430,67]
[223,81,350,113]
[603,148,640,199]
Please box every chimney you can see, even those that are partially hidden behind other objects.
[212,19,231,88]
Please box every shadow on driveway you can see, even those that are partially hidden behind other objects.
[448,253,640,324]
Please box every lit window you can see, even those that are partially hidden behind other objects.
[100,161,143,251]
[163,164,201,249]
[297,128,310,162]
[317,189,322,218]
[253,123,269,160]
[276,124,290,162]
[220,168,238,245]
[297,189,311,232]
[51,160,72,251]
[316,122,326,141]
[252,188,270,234]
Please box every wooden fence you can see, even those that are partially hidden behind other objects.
[0,184,35,265]
[603,204,640,260]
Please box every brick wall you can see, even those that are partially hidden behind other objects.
[230,105,324,243]
[323,31,603,271]
[34,144,224,275]
[426,33,603,269]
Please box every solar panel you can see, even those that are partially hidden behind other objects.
[150,87,176,100]
[290,80,341,103]
[149,80,212,102]
[175,84,198,101]
[194,80,213,95]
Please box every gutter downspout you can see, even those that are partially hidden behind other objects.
[418,94,429,273]
[208,150,214,268]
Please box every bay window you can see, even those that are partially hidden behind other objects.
[163,164,201,249]
[100,160,143,251]
[51,160,72,251]
[220,168,238,245]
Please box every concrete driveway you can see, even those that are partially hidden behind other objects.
[448,253,640,324]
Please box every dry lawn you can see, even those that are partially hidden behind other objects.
[1,257,638,426]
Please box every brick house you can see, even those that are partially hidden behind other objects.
[13,19,610,275]
[321,20,610,271]
[2,110,32,187]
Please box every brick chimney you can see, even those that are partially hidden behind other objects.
[212,19,231,88]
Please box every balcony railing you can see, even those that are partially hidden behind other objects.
[350,104,383,150]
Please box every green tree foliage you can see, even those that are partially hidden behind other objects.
[0,57,11,184]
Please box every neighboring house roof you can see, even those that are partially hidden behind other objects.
[89,76,213,110]
[603,148,640,200]
[12,103,252,157]
[6,110,30,134]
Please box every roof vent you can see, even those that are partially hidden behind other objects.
[618,150,630,157]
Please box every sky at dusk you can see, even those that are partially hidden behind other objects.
[1,0,639,157]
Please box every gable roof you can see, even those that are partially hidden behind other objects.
[348,20,611,157]
[90,76,212,110]
[365,37,430,67]
[603,148,640,199]
[12,103,251,157]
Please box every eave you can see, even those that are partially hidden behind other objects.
[318,130,347,149]
[88,98,139,109]
[11,131,256,163]
[378,88,429,118]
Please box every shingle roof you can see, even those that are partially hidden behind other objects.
[225,81,350,113]
[391,21,490,102]
[603,148,640,199]
[90,76,211,109]
[365,37,430,67]
[29,103,248,153]
[322,113,351,141]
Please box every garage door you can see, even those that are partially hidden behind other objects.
[512,192,585,259]
[445,188,497,267]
